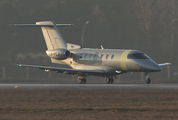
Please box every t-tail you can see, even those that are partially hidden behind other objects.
[37,21,68,50]
[11,21,73,50]
[11,21,74,60]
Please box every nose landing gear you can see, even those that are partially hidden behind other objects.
[146,77,151,84]
[145,72,151,84]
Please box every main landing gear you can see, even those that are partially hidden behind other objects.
[105,77,114,84]
[77,76,115,84]
[77,76,86,84]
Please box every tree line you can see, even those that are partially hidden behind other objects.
[0,0,177,66]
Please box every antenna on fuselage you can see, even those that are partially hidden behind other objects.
[101,45,104,50]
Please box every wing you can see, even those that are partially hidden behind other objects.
[158,63,171,67]
[16,64,106,76]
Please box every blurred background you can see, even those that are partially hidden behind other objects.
[0,0,178,83]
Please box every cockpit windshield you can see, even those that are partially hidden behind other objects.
[127,53,150,59]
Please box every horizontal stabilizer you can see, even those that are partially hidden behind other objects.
[9,24,73,27]
[11,21,73,50]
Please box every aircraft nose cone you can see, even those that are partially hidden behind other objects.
[145,61,161,72]
[135,59,162,72]
[151,64,161,72]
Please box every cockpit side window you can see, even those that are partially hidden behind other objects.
[127,53,149,59]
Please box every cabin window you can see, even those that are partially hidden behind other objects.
[94,54,98,59]
[111,55,114,59]
[100,54,103,59]
[106,54,109,59]
[85,54,88,58]
[89,54,93,59]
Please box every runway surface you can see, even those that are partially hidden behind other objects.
[0,84,178,89]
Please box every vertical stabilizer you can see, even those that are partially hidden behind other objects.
[36,21,67,50]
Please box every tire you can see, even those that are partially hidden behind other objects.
[109,78,114,84]
[146,78,151,84]
[82,79,86,84]
[77,78,83,84]
[105,77,110,84]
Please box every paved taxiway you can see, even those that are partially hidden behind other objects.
[0,84,178,89]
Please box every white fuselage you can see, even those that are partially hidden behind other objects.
[50,48,161,76]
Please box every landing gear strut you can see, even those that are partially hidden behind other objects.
[105,77,114,84]
[77,76,86,84]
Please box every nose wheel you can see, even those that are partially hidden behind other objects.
[145,72,151,84]
[146,78,151,84]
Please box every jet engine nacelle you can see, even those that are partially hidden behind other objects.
[46,49,71,60]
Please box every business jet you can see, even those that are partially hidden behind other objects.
[11,21,171,84]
